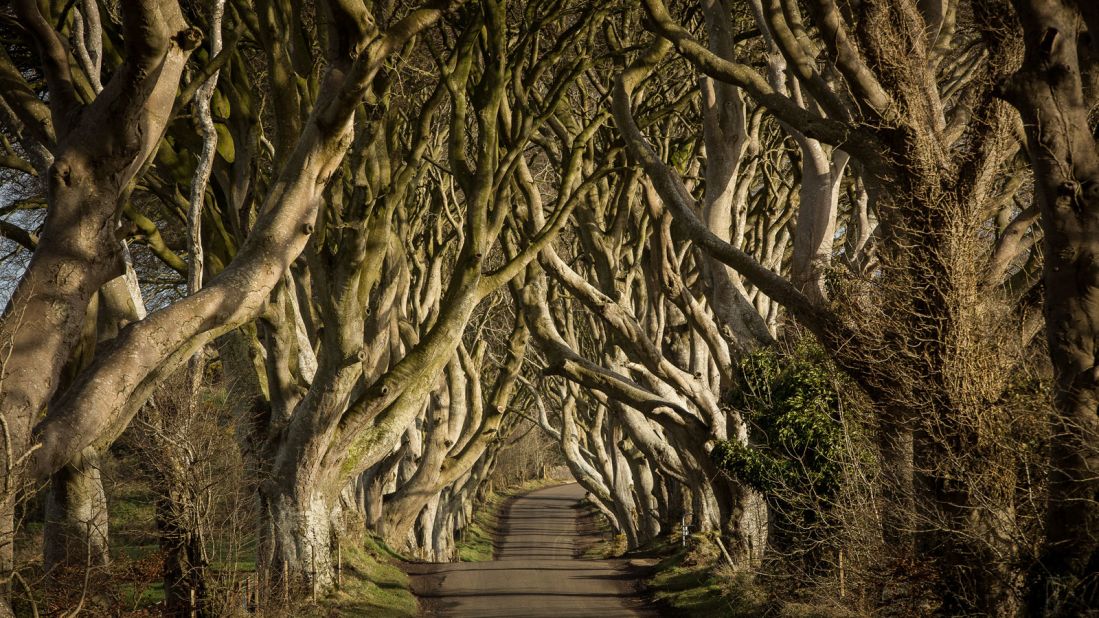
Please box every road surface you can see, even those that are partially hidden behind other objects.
[411,483,656,617]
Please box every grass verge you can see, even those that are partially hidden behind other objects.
[305,535,418,617]
[577,508,767,617]
[576,497,626,559]
[637,535,764,617]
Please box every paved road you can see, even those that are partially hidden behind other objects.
[411,483,655,617]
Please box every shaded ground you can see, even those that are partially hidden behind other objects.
[409,483,657,617]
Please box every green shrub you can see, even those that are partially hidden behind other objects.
[713,343,857,571]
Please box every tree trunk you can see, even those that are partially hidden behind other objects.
[261,486,334,594]
[42,447,108,573]
[0,495,13,617]
[1001,2,1099,611]
[360,456,397,533]
[623,446,660,543]
[431,489,456,562]
[157,493,207,617]
[0,17,196,604]
[877,420,915,552]
[416,496,440,560]
[608,425,640,548]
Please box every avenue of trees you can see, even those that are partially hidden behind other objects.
[0,0,1096,616]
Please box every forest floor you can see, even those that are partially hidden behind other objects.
[408,483,655,617]
[13,465,424,616]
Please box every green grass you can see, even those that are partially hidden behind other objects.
[579,512,766,618]
[456,518,495,562]
[107,477,161,576]
[642,538,756,617]
[307,535,418,617]
[576,498,627,559]
[118,579,166,608]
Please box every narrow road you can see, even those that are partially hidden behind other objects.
[411,483,656,617]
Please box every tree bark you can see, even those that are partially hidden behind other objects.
[1001,1,1099,611]
[157,491,208,618]
[260,485,335,593]
[877,419,915,552]
[42,447,108,573]
[0,2,197,598]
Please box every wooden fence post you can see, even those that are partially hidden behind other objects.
[311,546,317,604]
[839,549,846,599]
[337,538,343,590]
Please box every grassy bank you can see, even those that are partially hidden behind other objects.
[304,536,418,617]
[15,471,418,616]
[576,501,762,617]
[637,536,861,617]
[581,519,859,618]
[637,535,761,617]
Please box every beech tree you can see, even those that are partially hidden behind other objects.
[1000,0,1099,611]
[600,0,1046,613]
[0,0,459,611]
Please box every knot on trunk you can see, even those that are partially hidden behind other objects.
[1057,247,1077,263]
[174,28,203,52]
[346,349,367,366]
[50,161,72,187]
[1084,180,1099,202]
